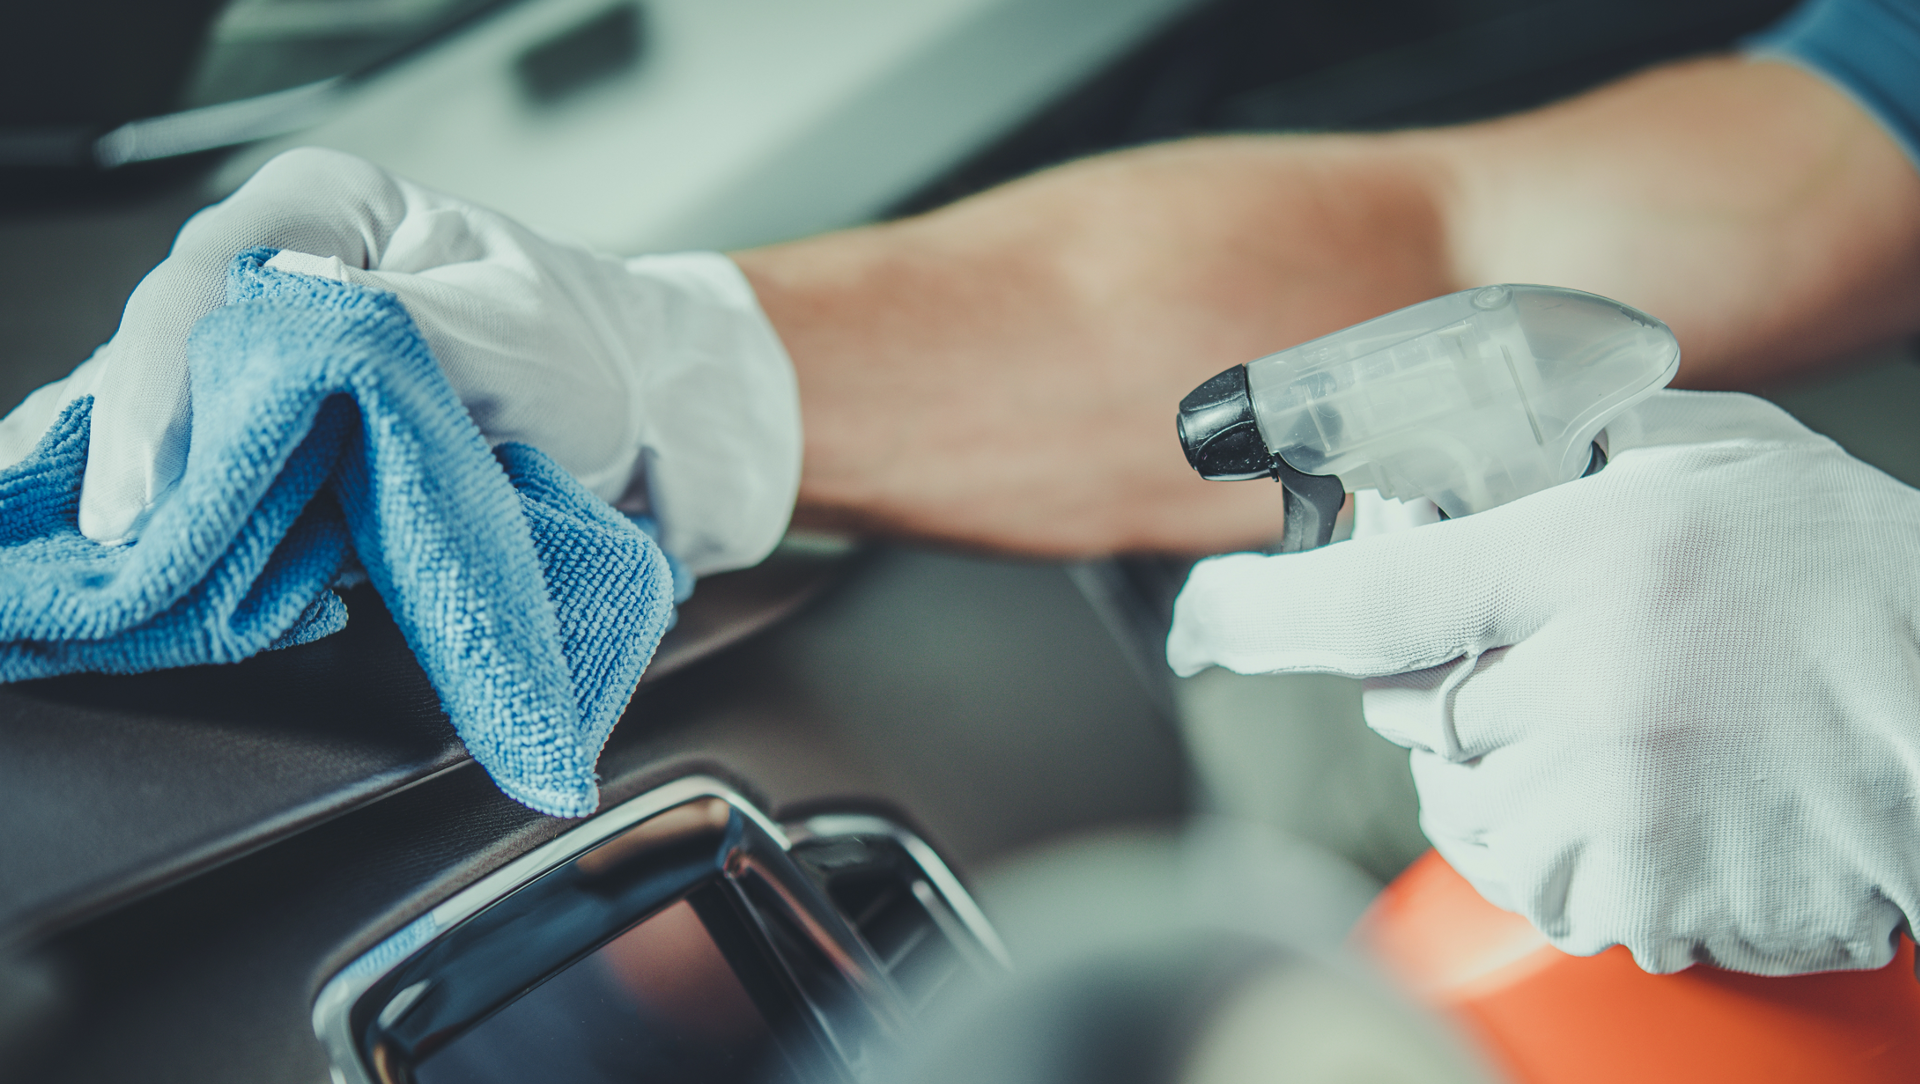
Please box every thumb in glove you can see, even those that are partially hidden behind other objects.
[0,148,799,575]
[1168,390,1920,976]
[0,148,413,542]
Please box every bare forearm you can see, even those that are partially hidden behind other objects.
[1426,56,1920,387]
[738,137,1449,553]
[736,55,1920,555]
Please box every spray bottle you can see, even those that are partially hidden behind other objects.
[1174,285,1920,1083]
[1175,284,1679,549]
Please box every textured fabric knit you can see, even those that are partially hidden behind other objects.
[0,249,675,818]
[1749,0,1920,169]
[1169,391,1920,976]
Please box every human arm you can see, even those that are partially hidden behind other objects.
[7,34,1917,563]
[1435,54,1920,388]
[1166,388,1920,975]
[0,148,798,574]
[751,40,1920,975]
[1151,7,1920,975]
[734,135,1449,556]
[736,53,1920,557]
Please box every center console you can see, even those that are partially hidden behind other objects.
[313,777,1006,1084]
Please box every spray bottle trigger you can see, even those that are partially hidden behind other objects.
[1276,459,1344,554]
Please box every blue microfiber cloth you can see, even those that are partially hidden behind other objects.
[0,249,676,817]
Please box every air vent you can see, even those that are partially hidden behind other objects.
[515,3,643,106]
[789,833,987,1015]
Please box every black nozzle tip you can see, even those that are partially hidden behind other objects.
[1176,366,1280,481]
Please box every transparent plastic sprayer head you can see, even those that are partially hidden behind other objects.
[1177,284,1679,549]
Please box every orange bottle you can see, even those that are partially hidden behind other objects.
[1356,851,1920,1083]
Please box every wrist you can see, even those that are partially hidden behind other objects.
[1422,56,1920,387]
[737,136,1456,554]
[617,251,801,576]
[731,226,931,537]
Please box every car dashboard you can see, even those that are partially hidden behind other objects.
[1,1,1866,1081]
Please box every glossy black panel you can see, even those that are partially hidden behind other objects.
[323,790,904,1084]
[0,548,848,949]
[0,586,460,946]
[412,893,788,1084]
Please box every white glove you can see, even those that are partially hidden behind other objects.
[0,147,799,576]
[1167,390,1920,976]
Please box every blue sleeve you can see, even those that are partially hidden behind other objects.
[1745,0,1920,169]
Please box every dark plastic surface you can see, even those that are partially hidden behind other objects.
[0,3,1800,1081]
[0,544,851,950]
[10,546,1190,1083]
[0,586,459,950]
[1275,458,1345,554]
[365,802,844,1077]
[1175,363,1345,553]
[1176,365,1276,482]
[515,3,644,106]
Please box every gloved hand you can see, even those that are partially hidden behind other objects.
[1167,390,1920,976]
[0,147,799,576]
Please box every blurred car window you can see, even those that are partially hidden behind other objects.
[183,0,513,108]
[0,0,523,168]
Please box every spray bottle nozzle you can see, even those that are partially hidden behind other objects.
[1176,366,1275,481]
[1176,284,1678,551]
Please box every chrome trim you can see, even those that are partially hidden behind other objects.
[311,775,789,1084]
[312,778,1013,1084]
[728,849,913,1036]
[787,814,1012,972]
[94,79,345,168]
